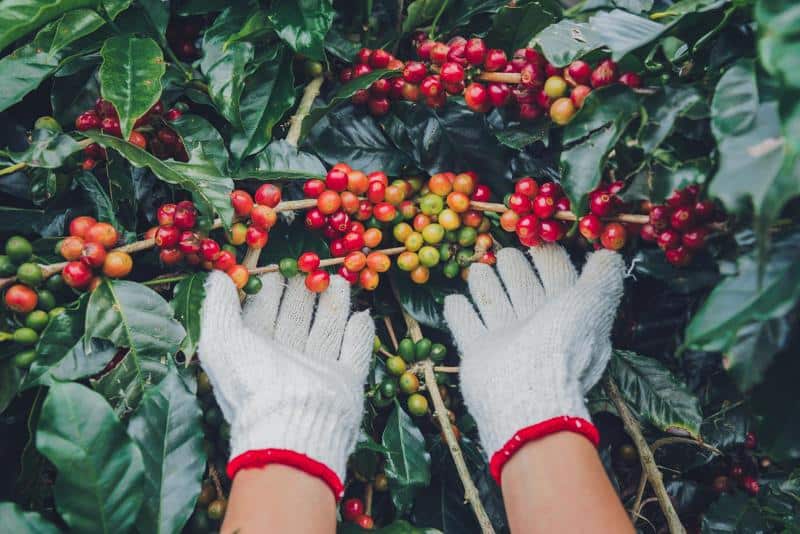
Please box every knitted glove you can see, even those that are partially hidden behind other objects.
[199,271,374,500]
[443,245,624,484]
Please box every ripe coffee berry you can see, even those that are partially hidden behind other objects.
[305,269,330,292]
[589,191,615,216]
[440,62,464,84]
[297,252,320,273]
[60,236,85,261]
[539,220,564,242]
[303,179,326,198]
[69,216,97,238]
[657,229,681,250]
[230,190,254,216]
[305,208,326,230]
[532,194,555,218]
[245,226,268,249]
[670,207,694,231]
[465,38,487,65]
[649,205,671,230]
[420,76,442,98]
[62,261,93,288]
[471,184,491,202]
[619,72,642,88]
[103,251,133,278]
[568,60,592,85]
[579,214,603,241]
[591,59,617,88]
[601,223,627,250]
[508,193,532,214]
[464,83,489,112]
[571,85,592,108]
[81,241,107,268]
[174,203,197,229]
[158,203,177,225]
[550,97,576,125]
[742,476,760,496]
[682,228,708,249]
[200,239,220,261]
[640,223,658,242]
[317,190,342,215]
[213,250,236,271]
[4,284,38,312]
[254,183,282,207]
[484,49,507,71]
[251,205,277,230]
[342,498,364,522]
[227,264,249,289]
[515,177,539,198]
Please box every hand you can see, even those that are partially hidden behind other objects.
[443,245,624,482]
[199,271,374,500]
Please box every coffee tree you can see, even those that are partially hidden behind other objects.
[0,0,798,532]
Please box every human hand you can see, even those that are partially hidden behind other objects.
[199,271,374,500]
[443,245,624,482]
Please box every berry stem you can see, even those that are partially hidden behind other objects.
[364,481,374,516]
[383,316,399,350]
[0,162,25,177]
[603,377,686,534]
[476,72,522,84]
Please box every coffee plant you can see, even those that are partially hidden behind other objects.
[0,0,798,532]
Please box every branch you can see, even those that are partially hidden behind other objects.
[401,311,495,534]
[604,376,686,534]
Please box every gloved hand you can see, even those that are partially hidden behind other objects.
[444,245,624,484]
[199,271,374,500]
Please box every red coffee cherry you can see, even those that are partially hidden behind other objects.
[532,194,555,219]
[670,207,694,231]
[657,229,681,250]
[297,252,321,273]
[465,38,487,65]
[464,83,489,112]
[591,59,618,88]
[567,60,592,85]
[484,49,507,72]
[539,220,565,242]
[305,269,330,293]
[254,183,282,207]
[600,222,627,250]
[5,284,38,312]
[665,246,692,267]
[619,72,642,88]
[579,214,603,241]
[230,190,254,216]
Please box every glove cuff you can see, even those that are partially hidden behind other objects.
[488,416,599,485]
[227,449,345,501]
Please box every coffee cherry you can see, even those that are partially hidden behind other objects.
[407,393,429,416]
[230,190,254,217]
[567,60,592,85]
[303,179,326,199]
[745,431,757,449]
[75,111,101,131]
[155,225,180,248]
[84,222,118,248]
[670,207,694,231]
[128,131,147,149]
[366,252,391,273]
[681,228,707,250]
[544,76,568,98]
[440,62,465,84]
[305,269,330,293]
[355,514,374,530]
[62,261,93,288]
[532,194,555,218]
[100,117,122,136]
[549,97,576,125]
[694,200,715,222]
[416,39,435,60]
[211,249,234,271]
[429,42,449,65]
[601,223,627,250]
[245,226,268,249]
[4,284,38,312]
[465,38,487,65]
[69,216,98,239]
[539,182,562,198]
[402,61,426,84]
[198,239,220,262]
[304,208,326,230]
[369,49,391,68]
[471,184,491,202]
[102,251,133,278]
[665,246,692,267]
[648,205,671,230]
[342,498,364,522]
[514,177,539,198]
[410,265,430,284]
[619,72,642,88]
[571,85,591,108]
[591,59,617,88]
[174,203,197,229]
[484,49,507,71]
[538,220,563,242]
[639,223,658,242]
[516,214,540,239]
[155,204,177,227]
[464,83,489,112]
[329,239,345,258]
[657,229,681,251]
[316,190,342,215]
[344,251,367,273]
[79,241,106,268]
[742,476,760,496]
[589,191,615,217]
[579,214,603,241]
[666,188,692,208]
[254,183,282,207]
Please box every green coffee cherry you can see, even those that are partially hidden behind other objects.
[13,349,37,368]
[5,236,33,264]
[414,338,432,361]
[13,327,38,345]
[279,258,299,278]
[398,338,415,361]
[430,343,447,363]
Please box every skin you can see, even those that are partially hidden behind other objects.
[222,465,335,534]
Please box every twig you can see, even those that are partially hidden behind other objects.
[401,311,495,534]
[208,464,225,497]
[0,162,25,176]
[364,482,374,515]
[383,316,399,350]
[604,376,685,534]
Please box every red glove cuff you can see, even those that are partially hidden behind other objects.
[489,416,600,485]
[227,449,345,502]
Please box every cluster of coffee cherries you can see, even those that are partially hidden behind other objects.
[342,497,375,529]
[639,185,719,267]
[149,197,263,293]
[577,182,629,251]
[341,34,640,124]
[167,16,205,61]
[499,177,573,246]
[0,236,65,368]
[712,432,764,497]
[57,216,133,290]
[74,98,186,169]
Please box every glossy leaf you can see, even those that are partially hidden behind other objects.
[389,269,464,331]
[229,47,295,163]
[82,131,235,228]
[725,316,792,391]
[8,128,82,168]
[587,9,668,60]
[0,502,60,534]
[36,381,145,533]
[710,59,758,138]
[701,493,766,533]
[171,272,208,356]
[240,139,327,180]
[756,0,800,90]
[99,35,166,140]
[169,114,229,173]
[138,0,169,40]
[609,350,702,438]
[128,365,205,534]
[0,0,96,51]
[486,0,562,51]
[49,9,106,54]
[381,403,431,513]
[0,45,59,113]
[403,0,447,33]
[91,349,169,416]
[0,359,21,415]
[269,0,334,61]
[640,86,705,153]
[534,20,603,67]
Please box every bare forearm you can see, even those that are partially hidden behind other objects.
[501,432,634,534]
[222,465,336,534]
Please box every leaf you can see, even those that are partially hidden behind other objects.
[49,8,106,55]
[0,502,60,534]
[0,0,97,51]
[229,47,296,163]
[485,0,562,51]
[534,20,603,67]
[725,316,792,391]
[710,59,759,138]
[389,269,463,331]
[240,139,327,180]
[701,493,766,533]
[685,230,800,353]
[83,131,235,228]
[269,0,334,61]
[752,349,800,460]
[0,45,59,113]
[73,171,126,233]
[609,350,703,438]
[0,359,21,415]
[36,381,145,534]
[138,0,169,40]
[8,128,82,168]
[91,349,169,416]
[640,86,705,153]
[171,272,208,356]
[128,365,205,534]
[168,114,229,173]
[99,35,166,140]
[381,403,431,513]
[756,0,800,90]
[487,108,549,150]
[300,68,399,139]
[51,65,100,126]
[587,9,668,61]
[560,86,640,210]
[86,279,186,361]
[403,0,447,33]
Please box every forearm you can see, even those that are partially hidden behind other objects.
[222,465,336,534]
[501,432,634,534]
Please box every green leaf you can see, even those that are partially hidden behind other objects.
[8,128,82,168]
[73,171,126,233]
[0,45,59,113]
[403,0,447,33]
[269,0,334,61]
[640,86,705,153]
[381,403,431,513]
[725,316,792,391]
[0,0,97,51]
[701,493,766,533]
[36,381,145,534]
[685,230,800,353]
[0,359,21,415]
[710,59,758,138]
[0,502,60,534]
[230,47,296,163]
[49,8,106,55]
[756,0,800,90]
[91,349,169,416]
[587,9,668,61]
[486,0,562,51]
[86,279,186,361]
[389,269,463,331]
[128,365,205,534]
[240,139,327,180]
[609,350,703,438]
[300,68,399,140]
[138,0,169,40]
[169,114,229,173]
[51,66,100,127]
[171,272,208,356]
[99,35,166,140]
[83,131,235,228]
[560,86,640,209]
[487,109,549,150]
[534,20,603,67]
[752,350,800,460]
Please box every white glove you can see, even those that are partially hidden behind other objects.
[444,245,624,483]
[199,271,374,499]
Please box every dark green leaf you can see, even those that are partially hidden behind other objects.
[710,59,758,138]
[0,0,96,51]
[8,128,82,168]
[51,66,100,127]
[99,35,166,140]
[403,0,447,33]
[0,45,60,113]
[609,350,703,438]
[128,365,205,534]
[0,359,21,415]
[534,20,603,67]
[269,0,334,61]
[756,0,800,90]
[49,9,106,54]
[487,109,549,150]
[229,47,295,163]
[381,403,431,513]
[701,493,766,533]
[169,114,229,173]
[73,171,126,232]
[640,86,705,153]
[485,0,562,51]
[171,272,208,356]
[301,68,399,139]
[91,349,169,416]
[389,269,463,331]
[587,9,668,60]
[138,0,169,41]
[0,502,60,534]
[725,316,792,391]
[240,139,327,180]
[36,381,145,533]
[753,349,800,460]
[83,131,235,228]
